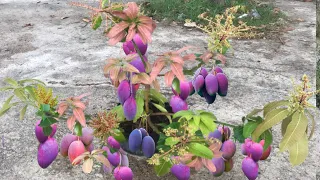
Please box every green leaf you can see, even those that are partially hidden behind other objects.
[288,134,308,166]
[246,109,263,118]
[4,78,18,87]
[165,137,179,146]
[101,0,109,8]
[279,111,308,152]
[40,104,50,112]
[263,100,289,117]
[74,121,83,136]
[154,158,173,176]
[172,110,193,119]
[19,105,28,120]
[133,95,144,122]
[243,121,259,138]
[92,14,102,30]
[188,119,199,133]
[281,115,292,137]
[0,87,14,91]
[149,89,167,104]
[14,88,26,101]
[112,105,125,121]
[252,108,289,141]
[233,125,245,143]
[39,117,58,127]
[25,86,37,101]
[42,126,52,136]
[18,79,45,85]
[0,95,15,116]
[199,122,211,136]
[246,116,263,123]
[113,129,126,143]
[200,112,216,133]
[187,143,213,159]
[259,130,273,150]
[152,103,167,113]
[172,78,180,94]
[193,115,201,126]
[305,110,315,140]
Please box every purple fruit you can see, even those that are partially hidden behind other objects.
[213,67,223,74]
[128,129,142,152]
[37,137,59,168]
[216,73,228,97]
[60,133,78,157]
[208,129,222,141]
[203,90,216,104]
[103,164,113,174]
[200,68,208,77]
[80,127,94,146]
[121,154,129,167]
[179,81,190,100]
[224,158,234,172]
[139,128,148,138]
[129,55,148,73]
[188,81,195,95]
[170,163,190,180]
[86,143,94,152]
[117,80,131,105]
[211,157,225,177]
[114,166,134,180]
[192,75,205,93]
[218,126,231,141]
[123,96,137,121]
[172,81,190,100]
[107,150,121,167]
[241,143,247,155]
[169,95,188,113]
[221,140,236,160]
[242,157,259,180]
[123,34,148,55]
[142,136,155,158]
[35,120,57,143]
[205,74,219,95]
[108,136,121,149]
[246,142,263,162]
[68,140,86,165]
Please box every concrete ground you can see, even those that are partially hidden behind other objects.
[0,0,318,179]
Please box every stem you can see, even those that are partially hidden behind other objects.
[132,40,148,73]
[144,85,160,134]
[214,120,237,128]
[150,112,174,116]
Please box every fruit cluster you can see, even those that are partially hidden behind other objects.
[128,128,156,158]
[170,81,191,113]
[192,67,228,104]
[60,127,94,164]
[116,34,148,120]
[241,138,272,180]
[208,126,236,177]
[35,120,59,169]
[100,136,135,180]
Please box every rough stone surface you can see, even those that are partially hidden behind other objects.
[0,0,318,179]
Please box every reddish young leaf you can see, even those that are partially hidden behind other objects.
[164,71,175,87]
[57,102,68,116]
[107,21,129,39]
[109,66,121,82]
[67,115,76,131]
[202,158,216,173]
[73,108,86,127]
[175,46,195,54]
[150,60,165,80]
[200,52,213,63]
[152,79,160,91]
[215,54,226,64]
[108,31,126,46]
[126,24,136,42]
[75,93,91,100]
[187,157,202,171]
[118,71,127,82]
[171,55,184,64]
[182,54,196,61]
[123,63,140,73]
[124,2,139,19]
[132,73,151,84]
[170,63,185,82]
[73,100,86,110]
[111,11,128,20]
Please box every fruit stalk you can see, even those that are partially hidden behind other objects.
[214,120,237,128]
[132,39,160,134]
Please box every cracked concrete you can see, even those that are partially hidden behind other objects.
[0,0,318,179]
